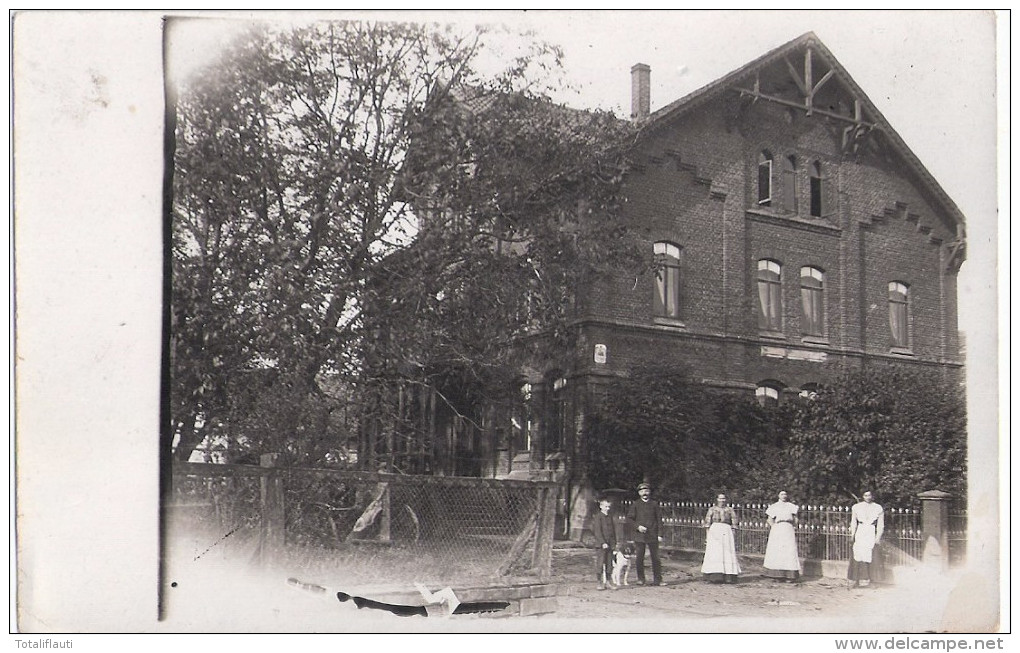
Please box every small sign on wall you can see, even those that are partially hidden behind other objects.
[594,343,607,364]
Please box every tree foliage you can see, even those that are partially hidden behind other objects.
[586,363,966,506]
[169,19,640,462]
[587,363,728,496]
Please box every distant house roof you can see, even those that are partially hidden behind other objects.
[449,83,630,139]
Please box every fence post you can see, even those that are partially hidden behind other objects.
[259,453,285,565]
[824,506,831,561]
[917,490,952,571]
[378,483,392,542]
[531,485,556,580]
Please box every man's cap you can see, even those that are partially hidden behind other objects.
[637,482,651,491]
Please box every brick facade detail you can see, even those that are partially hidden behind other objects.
[571,93,963,404]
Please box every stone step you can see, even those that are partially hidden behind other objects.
[510,453,532,473]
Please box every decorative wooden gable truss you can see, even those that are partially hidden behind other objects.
[636,32,967,273]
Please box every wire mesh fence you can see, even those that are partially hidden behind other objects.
[164,465,265,559]
[166,462,558,587]
[619,499,965,565]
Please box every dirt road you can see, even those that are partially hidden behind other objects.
[157,541,984,633]
[544,547,972,632]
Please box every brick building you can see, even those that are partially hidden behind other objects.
[572,32,964,393]
[503,32,966,537]
[362,33,967,539]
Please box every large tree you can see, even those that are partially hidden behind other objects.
[169,19,639,462]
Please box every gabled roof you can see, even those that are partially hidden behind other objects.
[637,32,967,235]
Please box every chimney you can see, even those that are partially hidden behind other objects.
[631,63,651,120]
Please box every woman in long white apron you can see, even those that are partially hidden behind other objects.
[763,490,802,582]
[701,493,740,583]
[848,491,884,588]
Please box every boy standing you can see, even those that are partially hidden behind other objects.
[592,497,617,590]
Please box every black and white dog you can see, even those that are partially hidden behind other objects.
[611,542,636,587]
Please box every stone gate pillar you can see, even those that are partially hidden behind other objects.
[917,489,953,571]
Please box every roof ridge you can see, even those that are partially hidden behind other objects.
[635,31,966,230]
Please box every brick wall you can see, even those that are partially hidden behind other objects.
[577,94,963,399]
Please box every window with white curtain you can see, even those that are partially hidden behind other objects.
[653,242,682,319]
[757,259,782,331]
[889,281,910,348]
[800,266,824,336]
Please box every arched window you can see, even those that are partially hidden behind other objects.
[798,383,819,401]
[758,151,773,206]
[756,381,784,407]
[757,259,782,332]
[810,161,832,218]
[782,155,798,213]
[889,281,910,348]
[800,266,825,336]
[653,242,682,319]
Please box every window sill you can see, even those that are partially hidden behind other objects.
[653,317,686,329]
[746,208,841,234]
[758,331,786,340]
[889,347,914,356]
[752,206,826,220]
[801,336,829,345]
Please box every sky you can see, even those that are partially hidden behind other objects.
[481,11,997,248]
[12,9,1006,634]
[168,9,999,345]
[512,10,1002,359]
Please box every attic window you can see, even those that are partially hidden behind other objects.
[758,151,773,206]
[782,156,797,213]
[810,161,833,218]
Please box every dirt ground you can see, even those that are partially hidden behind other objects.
[545,547,984,633]
[553,548,869,621]
[156,533,990,633]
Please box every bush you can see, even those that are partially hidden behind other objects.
[786,366,966,505]
[585,362,781,498]
[584,363,966,506]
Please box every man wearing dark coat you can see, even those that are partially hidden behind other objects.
[626,482,663,585]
